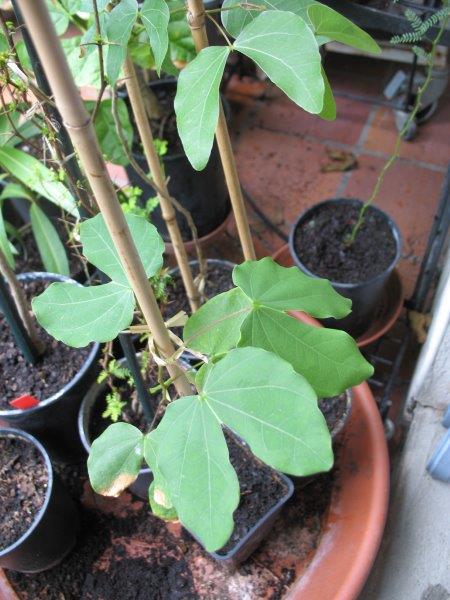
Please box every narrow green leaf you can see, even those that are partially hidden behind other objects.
[80,213,164,286]
[307,4,381,54]
[318,66,336,121]
[239,307,373,397]
[183,288,252,355]
[234,11,324,114]
[233,258,350,318]
[32,281,135,347]
[88,423,144,496]
[0,148,78,217]
[30,204,70,276]
[0,183,32,201]
[106,0,139,84]
[0,202,14,269]
[86,99,133,166]
[203,347,333,476]
[141,0,170,75]
[174,46,230,171]
[46,0,70,35]
[147,395,239,552]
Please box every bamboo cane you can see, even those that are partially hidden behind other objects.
[122,56,200,312]
[186,0,256,261]
[16,0,192,397]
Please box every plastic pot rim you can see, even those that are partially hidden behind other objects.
[288,198,403,290]
[0,272,100,418]
[0,428,53,559]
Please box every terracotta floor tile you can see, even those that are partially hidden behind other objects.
[340,154,445,298]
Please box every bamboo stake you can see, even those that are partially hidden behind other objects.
[16,0,192,397]
[122,56,200,312]
[186,0,256,261]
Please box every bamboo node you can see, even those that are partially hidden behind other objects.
[187,10,206,30]
[64,116,92,131]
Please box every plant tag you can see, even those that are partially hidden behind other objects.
[9,395,40,410]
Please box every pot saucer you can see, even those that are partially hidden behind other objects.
[272,244,404,348]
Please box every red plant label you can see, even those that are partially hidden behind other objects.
[9,395,40,410]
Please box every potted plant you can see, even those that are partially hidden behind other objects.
[0,427,79,573]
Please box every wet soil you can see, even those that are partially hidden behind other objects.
[0,435,48,550]
[0,279,92,409]
[293,202,397,284]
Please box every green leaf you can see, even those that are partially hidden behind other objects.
[106,0,139,84]
[62,36,102,88]
[203,347,332,476]
[0,148,78,217]
[0,183,32,201]
[307,4,381,54]
[86,99,133,166]
[46,0,70,35]
[148,480,178,521]
[80,213,164,286]
[174,46,230,171]
[141,0,170,75]
[146,395,239,552]
[318,66,336,121]
[0,202,14,269]
[183,288,252,355]
[222,0,314,38]
[61,0,82,12]
[234,11,324,114]
[32,281,135,347]
[29,204,70,276]
[88,422,144,496]
[233,258,350,317]
[239,307,373,397]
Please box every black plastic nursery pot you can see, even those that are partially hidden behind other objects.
[289,199,402,337]
[0,273,100,461]
[0,428,79,573]
[125,79,231,243]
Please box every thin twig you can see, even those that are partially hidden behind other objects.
[91,0,107,123]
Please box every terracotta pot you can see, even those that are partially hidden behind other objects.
[164,210,234,255]
[273,243,403,348]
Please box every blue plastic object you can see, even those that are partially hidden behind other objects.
[427,429,450,483]
[442,405,450,428]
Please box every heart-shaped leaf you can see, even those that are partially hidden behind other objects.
[106,0,139,84]
[141,0,170,75]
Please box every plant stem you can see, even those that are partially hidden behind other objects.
[348,12,449,244]
[0,248,44,358]
[186,0,256,261]
[122,56,201,312]
[91,0,107,124]
[16,0,192,398]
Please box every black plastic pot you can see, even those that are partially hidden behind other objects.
[289,199,402,336]
[0,428,79,573]
[0,272,100,462]
[125,79,231,242]
[209,471,294,566]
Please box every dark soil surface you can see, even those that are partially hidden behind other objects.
[0,279,92,409]
[319,393,348,434]
[293,202,397,284]
[163,262,235,324]
[7,456,333,599]
[217,433,288,555]
[14,220,85,280]
[0,435,48,550]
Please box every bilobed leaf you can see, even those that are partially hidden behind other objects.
[0,148,78,217]
[32,281,135,347]
[106,0,139,84]
[30,204,70,276]
[148,481,178,521]
[234,11,324,114]
[174,46,230,171]
[319,66,336,121]
[146,395,239,552]
[88,423,144,496]
[307,4,380,54]
[233,258,350,317]
[86,99,133,166]
[141,0,170,75]
[80,213,164,286]
[222,0,315,38]
[239,307,373,397]
[203,347,333,476]
[183,288,252,355]
[0,202,14,269]
[46,0,70,35]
